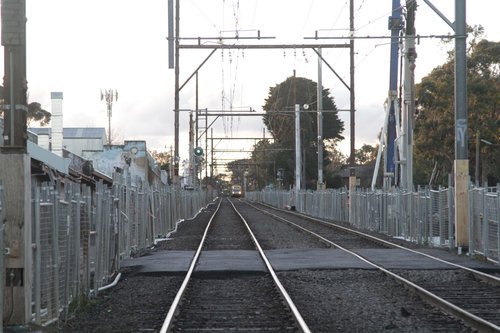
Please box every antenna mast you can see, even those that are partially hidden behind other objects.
[101,89,118,145]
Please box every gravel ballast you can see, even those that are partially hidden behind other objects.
[48,198,479,332]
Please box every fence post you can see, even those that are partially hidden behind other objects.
[84,185,92,296]
[0,183,4,333]
[448,187,454,249]
[52,181,61,319]
[438,186,444,246]
[468,188,475,255]
[33,184,41,324]
[94,181,103,296]
[496,192,500,261]
[72,184,80,302]
[481,187,488,257]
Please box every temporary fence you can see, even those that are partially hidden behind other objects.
[349,187,454,247]
[0,182,4,333]
[30,173,214,326]
[248,185,499,263]
[248,189,349,223]
[469,187,500,263]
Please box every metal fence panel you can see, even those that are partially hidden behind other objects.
[27,171,215,326]
[250,186,491,257]
[470,188,499,261]
[0,182,5,333]
[36,184,58,325]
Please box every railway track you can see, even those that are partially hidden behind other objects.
[159,198,310,333]
[244,200,500,332]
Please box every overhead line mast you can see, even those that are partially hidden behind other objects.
[386,0,403,187]
[168,1,354,191]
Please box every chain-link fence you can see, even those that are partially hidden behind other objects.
[248,186,499,263]
[30,173,214,326]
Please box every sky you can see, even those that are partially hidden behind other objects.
[2,0,499,175]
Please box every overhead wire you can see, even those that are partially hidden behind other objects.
[299,0,316,37]
[213,0,417,167]
[188,0,220,32]
[323,0,414,92]
[228,0,242,138]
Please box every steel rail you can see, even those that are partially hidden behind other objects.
[228,199,311,333]
[160,199,311,333]
[159,200,222,333]
[246,201,500,333]
[262,202,500,286]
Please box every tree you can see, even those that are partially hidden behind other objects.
[414,28,500,186]
[227,158,250,185]
[150,150,171,171]
[0,85,51,126]
[27,102,51,126]
[354,144,377,165]
[324,141,347,188]
[261,76,345,189]
[263,76,344,145]
[325,141,347,170]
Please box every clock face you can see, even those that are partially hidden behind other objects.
[130,147,138,154]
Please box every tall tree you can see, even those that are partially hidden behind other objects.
[0,85,51,126]
[414,29,499,186]
[262,76,344,188]
[354,144,378,165]
[263,76,344,145]
[150,150,171,171]
[227,158,250,185]
[27,102,51,126]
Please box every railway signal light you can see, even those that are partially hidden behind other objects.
[194,147,203,156]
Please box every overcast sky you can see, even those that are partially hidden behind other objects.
[2,1,499,174]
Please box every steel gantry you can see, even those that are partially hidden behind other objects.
[167,0,357,209]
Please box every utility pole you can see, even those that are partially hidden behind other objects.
[317,48,325,190]
[205,108,208,186]
[295,103,301,194]
[174,0,180,183]
[386,0,403,186]
[188,111,194,186]
[210,128,214,184]
[454,0,468,249]
[292,70,301,195]
[349,0,356,222]
[2,0,27,149]
[419,0,468,249]
[1,0,32,325]
[195,72,199,187]
[101,89,118,145]
[401,0,417,191]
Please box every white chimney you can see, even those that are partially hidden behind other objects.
[51,92,64,156]
[38,133,50,150]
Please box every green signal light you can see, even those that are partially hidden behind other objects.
[194,147,204,156]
